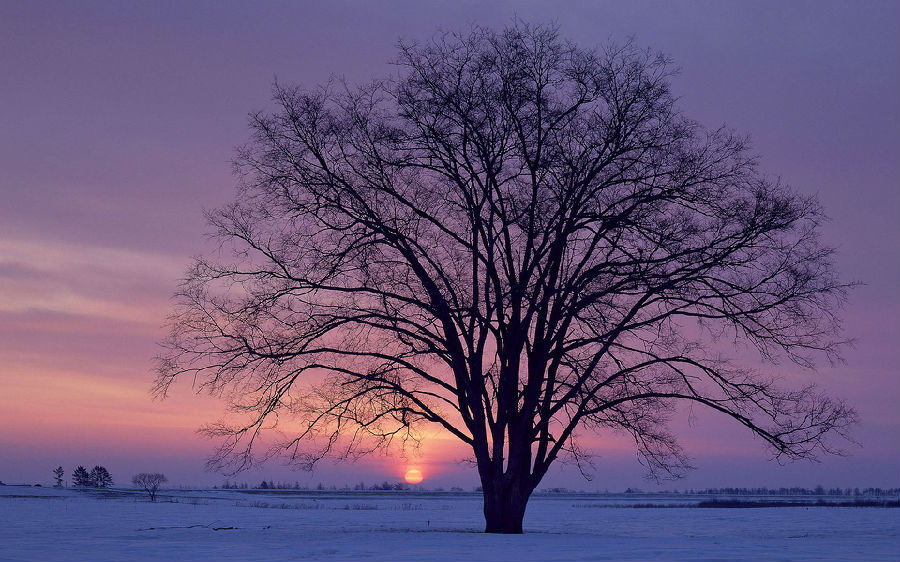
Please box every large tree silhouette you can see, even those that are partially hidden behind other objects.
[156,23,855,533]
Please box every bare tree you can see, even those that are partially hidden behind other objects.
[132,473,167,502]
[156,23,855,533]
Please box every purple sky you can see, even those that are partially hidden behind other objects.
[1,1,897,490]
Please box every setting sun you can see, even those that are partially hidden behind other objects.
[403,469,423,484]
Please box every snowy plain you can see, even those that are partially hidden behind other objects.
[1,485,898,562]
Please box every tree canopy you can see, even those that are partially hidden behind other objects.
[156,22,855,533]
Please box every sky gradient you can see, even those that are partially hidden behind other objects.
[1,1,898,490]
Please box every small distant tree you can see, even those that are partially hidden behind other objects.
[132,473,167,502]
[53,466,64,487]
[72,466,91,487]
[90,466,113,488]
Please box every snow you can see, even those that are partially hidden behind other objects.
[1,486,897,561]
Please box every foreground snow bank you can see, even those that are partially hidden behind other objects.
[1,486,897,561]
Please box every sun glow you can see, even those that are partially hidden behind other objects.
[403,468,423,484]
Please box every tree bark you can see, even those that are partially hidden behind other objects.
[481,462,532,534]
[482,486,530,533]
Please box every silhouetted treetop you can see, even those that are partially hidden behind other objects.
[72,466,91,488]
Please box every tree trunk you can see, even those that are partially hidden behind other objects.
[481,476,531,534]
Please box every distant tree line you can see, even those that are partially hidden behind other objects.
[216,480,471,492]
[211,480,900,497]
[696,497,900,508]
[216,480,318,490]
[259,480,413,491]
[31,471,899,498]
[217,480,251,489]
[622,486,900,497]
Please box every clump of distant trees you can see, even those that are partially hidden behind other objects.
[217,480,250,490]
[68,465,113,488]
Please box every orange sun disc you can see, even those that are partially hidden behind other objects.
[404,469,423,484]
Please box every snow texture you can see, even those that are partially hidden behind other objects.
[1,486,897,561]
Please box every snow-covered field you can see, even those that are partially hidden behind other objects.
[1,486,897,561]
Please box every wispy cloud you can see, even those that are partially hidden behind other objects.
[0,237,187,325]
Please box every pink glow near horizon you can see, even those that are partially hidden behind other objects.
[0,2,897,489]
